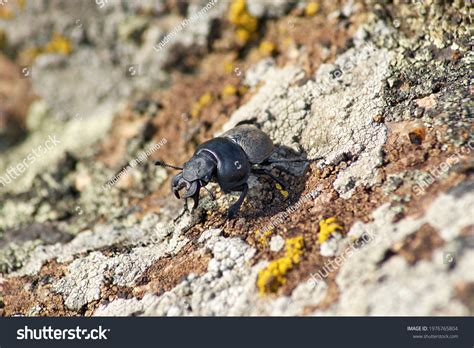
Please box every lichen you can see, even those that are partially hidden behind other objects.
[257,236,304,294]
[318,217,343,244]
[258,41,276,56]
[305,2,320,17]
[20,33,72,62]
[275,183,289,199]
[228,0,258,44]
[191,92,214,118]
[222,84,237,97]
[256,227,274,247]
[0,5,14,19]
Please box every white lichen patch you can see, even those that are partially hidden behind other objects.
[223,42,393,197]
[53,229,189,310]
[306,46,392,198]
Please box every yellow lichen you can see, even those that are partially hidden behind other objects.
[318,217,343,244]
[238,85,249,95]
[256,227,274,247]
[19,33,72,62]
[257,236,304,294]
[275,183,289,199]
[229,0,258,44]
[222,84,237,97]
[44,33,72,55]
[0,5,14,19]
[16,0,26,10]
[0,0,25,19]
[305,2,320,16]
[223,60,234,73]
[191,92,214,117]
[258,40,276,56]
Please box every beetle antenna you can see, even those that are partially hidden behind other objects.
[155,160,183,170]
[266,156,324,164]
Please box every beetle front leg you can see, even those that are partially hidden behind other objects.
[191,191,200,209]
[227,184,248,219]
[203,186,216,200]
[173,199,189,223]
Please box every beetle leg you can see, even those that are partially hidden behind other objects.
[191,191,200,209]
[203,185,216,200]
[173,199,189,223]
[227,184,248,219]
[251,168,287,190]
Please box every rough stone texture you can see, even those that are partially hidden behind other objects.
[0,0,472,317]
[312,187,474,316]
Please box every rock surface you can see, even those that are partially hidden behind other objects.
[0,0,472,316]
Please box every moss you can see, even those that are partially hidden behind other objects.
[318,217,343,244]
[228,0,258,44]
[257,236,304,294]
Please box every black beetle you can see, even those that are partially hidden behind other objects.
[156,125,322,219]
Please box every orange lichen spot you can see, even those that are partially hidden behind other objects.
[305,2,320,16]
[229,0,258,44]
[222,84,237,97]
[191,92,214,117]
[258,40,276,56]
[257,236,304,294]
[318,217,343,244]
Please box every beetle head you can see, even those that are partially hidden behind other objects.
[156,152,215,200]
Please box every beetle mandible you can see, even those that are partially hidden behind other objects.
[156,125,322,219]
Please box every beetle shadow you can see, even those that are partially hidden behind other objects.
[233,144,318,221]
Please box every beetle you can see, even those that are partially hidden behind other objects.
[155,124,322,219]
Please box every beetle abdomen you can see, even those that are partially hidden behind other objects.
[221,125,274,164]
[196,137,250,192]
